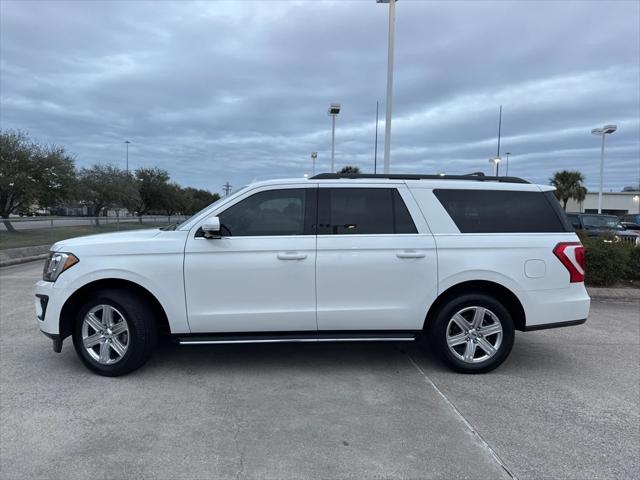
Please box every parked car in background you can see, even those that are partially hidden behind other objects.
[36,173,591,376]
[566,213,640,246]
[620,222,640,233]
[621,214,640,224]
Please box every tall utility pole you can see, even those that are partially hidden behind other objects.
[222,181,232,196]
[124,140,131,173]
[496,105,502,158]
[374,101,379,174]
[591,125,617,214]
[311,152,317,176]
[504,152,511,176]
[328,103,341,172]
[377,0,397,174]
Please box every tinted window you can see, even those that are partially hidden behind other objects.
[218,189,309,236]
[433,189,571,233]
[318,188,417,235]
[566,214,581,230]
[580,215,619,230]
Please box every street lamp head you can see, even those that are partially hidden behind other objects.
[124,140,131,144]
[592,125,617,135]
[328,103,341,116]
[311,152,317,159]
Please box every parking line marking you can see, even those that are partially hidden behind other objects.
[407,354,518,480]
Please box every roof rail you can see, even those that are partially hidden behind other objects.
[310,173,530,184]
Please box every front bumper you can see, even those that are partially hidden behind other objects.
[35,280,74,352]
[41,331,63,352]
[34,280,71,336]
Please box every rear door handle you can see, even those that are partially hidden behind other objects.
[277,252,307,260]
[396,250,426,259]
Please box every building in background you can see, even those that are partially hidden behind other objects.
[566,190,640,216]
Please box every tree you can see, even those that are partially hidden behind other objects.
[338,166,361,174]
[162,183,185,216]
[550,170,587,210]
[134,167,171,218]
[0,130,76,231]
[180,187,220,215]
[77,165,140,225]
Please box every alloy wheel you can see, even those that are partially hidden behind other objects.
[81,304,130,365]
[446,306,503,364]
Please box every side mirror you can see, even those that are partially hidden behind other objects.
[201,216,221,239]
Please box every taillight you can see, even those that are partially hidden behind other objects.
[553,242,585,283]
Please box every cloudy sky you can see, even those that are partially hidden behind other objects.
[1,0,639,194]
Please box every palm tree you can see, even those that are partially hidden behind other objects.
[550,170,587,210]
[338,166,361,174]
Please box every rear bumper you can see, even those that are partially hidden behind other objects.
[523,283,590,330]
[524,318,586,331]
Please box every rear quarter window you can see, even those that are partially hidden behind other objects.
[433,189,572,233]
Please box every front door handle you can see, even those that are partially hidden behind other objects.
[277,252,307,260]
[396,250,426,259]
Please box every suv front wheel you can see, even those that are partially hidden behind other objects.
[428,293,515,373]
[72,289,157,376]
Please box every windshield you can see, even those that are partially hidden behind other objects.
[581,215,619,229]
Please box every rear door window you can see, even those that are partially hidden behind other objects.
[433,189,572,233]
[318,188,417,235]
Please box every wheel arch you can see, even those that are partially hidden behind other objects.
[424,280,526,332]
[59,278,171,340]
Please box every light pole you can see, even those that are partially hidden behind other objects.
[591,124,617,214]
[489,157,501,176]
[124,140,131,173]
[311,152,317,176]
[328,103,340,172]
[377,0,397,174]
[374,100,379,174]
[504,152,511,176]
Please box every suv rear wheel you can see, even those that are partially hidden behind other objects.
[72,289,157,376]
[427,293,515,373]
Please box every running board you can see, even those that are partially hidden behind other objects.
[177,331,418,345]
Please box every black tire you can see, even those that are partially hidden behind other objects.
[426,293,515,373]
[72,289,157,376]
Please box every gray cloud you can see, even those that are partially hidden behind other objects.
[1,0,638,193]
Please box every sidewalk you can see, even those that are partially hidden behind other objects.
[0,245,50,267]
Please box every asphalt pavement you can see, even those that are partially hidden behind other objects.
[1,261,638,480]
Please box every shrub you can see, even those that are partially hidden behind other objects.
[627,247,640,281]
[582,238,631,286]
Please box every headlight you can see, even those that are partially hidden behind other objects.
[43,252,79,282]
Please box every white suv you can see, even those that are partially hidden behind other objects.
[35,173,590,376]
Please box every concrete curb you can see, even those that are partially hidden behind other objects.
[0,245,50,268]
[587,287,640,302]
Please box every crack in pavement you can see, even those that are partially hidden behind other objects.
[406,353,518,480]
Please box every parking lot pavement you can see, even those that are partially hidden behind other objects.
[1,261,638,480]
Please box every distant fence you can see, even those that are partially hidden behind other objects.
[1,215,187,231]
[0,215,188,250]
